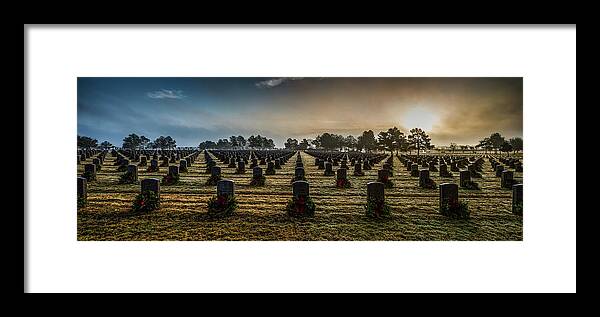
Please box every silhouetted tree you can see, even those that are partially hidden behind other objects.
[408,128,431,157]
[78,135,98,149]
[509,137,523,154]
[99,141,114,150]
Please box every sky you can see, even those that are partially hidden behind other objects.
[77,77,522,148]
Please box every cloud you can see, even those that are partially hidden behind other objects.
[147,89,186,99]
[255,77,304,89]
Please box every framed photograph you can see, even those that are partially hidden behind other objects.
[25,25,576,292]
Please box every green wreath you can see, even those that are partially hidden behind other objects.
[462,180,479,190]
[286,196,316,217]
[513,202,523,216]
[336,178,352,188]
[420,178,437,189]
[77,196,87,208]
[118,171,137,184]
[147,165,159,172]
[132,190,160,213]
[82,171,96,182]
[161,173,180,186]
[377,176,394,188]
[205,174,222,186]
[365,197,391,219]
[207,195,238,217]
[440,199,469,219]
[249,175,266,186]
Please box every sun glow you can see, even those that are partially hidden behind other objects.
[401,106,439,131]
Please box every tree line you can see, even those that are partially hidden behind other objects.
[198,135,275,150]
[77,134,178,150]
[285,127,433,156]
[475,133,522,156]
[78,130,523,156]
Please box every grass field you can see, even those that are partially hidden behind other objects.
[77,151,523,241]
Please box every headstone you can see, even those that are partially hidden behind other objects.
[325,162,333,174]
[217,179,234,197]
[419,169,430,187]
[439,183,459,212]
[180,159,188,172]
[495,165,504,177]
[367,181,385,202]
[410,164,419,177]
[460,170,471,187]
[84,164,96,180]
[237,161,245,172]
[253,166,263,178]
[151,159,158,168]
[512,184,523,214]
[292,180,309,199]
[77,177,87,200]
[274,159,281,169]
[140,156,147,166]
[378,169,389,180]
[439,164,448,176]
[501,170,514,189]
[141,178,160,198]
[337,168,347,180]
[354,163,363,175]
[211,166,222,177]
[127,164,138,181]
[450,162,459,172]
[168,165,179,177]
[295,167,305,178]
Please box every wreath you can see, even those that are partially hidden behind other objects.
[265,168,275,175]
[440,199,470,219]
[440,170,454,178]
[161,173,180,186]
[462,180,480,190]
[119,170,137,184]
[286,196,316,217]
[336,178,352,188]
[132,190,160,213]
[420,177,437,189]
[513,202,523,216]
[365,197,391,219]
[179,166,188,173]
[95,164,102,172]
[205,174,221,186]
[147,165,159,172]
[82,171,96,182]
[502,179,519,189]
[207,195,238,217]
[323,170,335,176]
[377,175,394,188]
[249,175,266,186]
[77,196,87,208]
[235,167,246,174]
[470,170,483,178]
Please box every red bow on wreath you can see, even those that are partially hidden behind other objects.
[217,195,227,206]
[296,196,306,214]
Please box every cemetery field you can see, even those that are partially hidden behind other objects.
[77,151,523,241]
